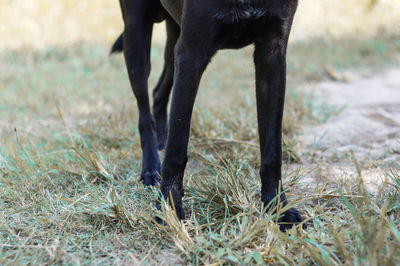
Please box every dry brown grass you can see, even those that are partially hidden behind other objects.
[1,0,400,49]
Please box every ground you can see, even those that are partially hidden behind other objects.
[299,68,400,193]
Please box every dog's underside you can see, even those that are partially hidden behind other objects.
[115,0,304,231]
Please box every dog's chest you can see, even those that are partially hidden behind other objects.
[214,19,266,49]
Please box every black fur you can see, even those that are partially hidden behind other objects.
[110,33,123,54]
[115,0,305,231]
[216,0,271,23]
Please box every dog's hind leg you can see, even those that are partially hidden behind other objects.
[152,17,180,151]
[254,20,305,231]
[120,0,161,186]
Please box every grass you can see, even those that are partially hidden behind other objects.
[1,136,399,264]
[288,34,400,83]
[1,34,399,264]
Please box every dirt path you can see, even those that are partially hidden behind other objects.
[299,68,400,190]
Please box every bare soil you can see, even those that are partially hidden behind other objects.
[300,68,400,191]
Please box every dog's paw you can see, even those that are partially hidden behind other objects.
[278,208,306,232]
[140,170,160,186]
[155,203,185,224]
[155,192,185,224]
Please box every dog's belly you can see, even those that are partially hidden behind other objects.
[160,0,184,25]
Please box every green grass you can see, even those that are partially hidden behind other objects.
[1,34,399,264]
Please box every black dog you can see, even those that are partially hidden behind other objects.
[114,0,304,230]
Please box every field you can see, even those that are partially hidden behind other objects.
[1,0,400,265]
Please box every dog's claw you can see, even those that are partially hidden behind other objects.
[278,208,306,232]
[140,170,160,186]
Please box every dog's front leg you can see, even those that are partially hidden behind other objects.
[159,32,216,219]
[254,24,304,231]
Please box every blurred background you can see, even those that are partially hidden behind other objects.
[0,0,399,49]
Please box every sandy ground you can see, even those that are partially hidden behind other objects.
[299,68,400,191]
